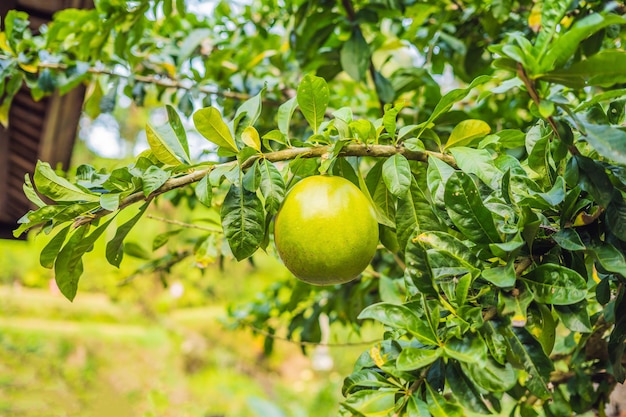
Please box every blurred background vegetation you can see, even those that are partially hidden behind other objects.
[0,105,380,417]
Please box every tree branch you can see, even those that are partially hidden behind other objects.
[516,63,580,156]
[73,144,456,228]
[37,62,273,104]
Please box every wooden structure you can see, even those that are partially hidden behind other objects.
[0,0,92,238]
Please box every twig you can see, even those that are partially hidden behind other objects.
[516,63,580,156]
[73,144,456,228]
[146,214,222,233]
[37,62,273,104]
[73,165,216,228]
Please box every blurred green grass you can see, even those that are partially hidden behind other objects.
[0,283,354,417]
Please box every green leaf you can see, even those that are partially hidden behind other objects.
[425,382,465,417]
[575,88,626,112]
[358,302,438,346]
[195,175,212,207]
[277,96,298,138]
[417,75,490,139]
[123,241,151,260]
[406,394,430,417]
[340,389,396,417]
[100,193,120,212]
[382,103,401,142]
[221,184,265,261]
[341,369,396,396]
[526,302,556,355]
[105,203,149,267]
[533,0,575,66]
[449,147,502,190]
[40,225,71,269]
[521,264,587,305]
[297,74,329,134]
[234,86,265,129]
[340,28,370,82]
[445,119,491,150]
[462,358,517,392]
[142,165,169,196]
[444,171,501,244]
[606,195,626,241]
[426,155,455,207]
[152,229,181,251]
[482,261,516,288]
[415,231,481,278]
[193,107,239,154]
[609,291,626,382]
[526,131,552,178]
[506,327,554,400]
[363,160,395,227]
[446,362,491,414]
[259,159,286,215]
[373,71,395,104]
[542,50,626,88]
[382,153,412,197]
[542,14,626,73]
[331,157,359,187]
[580,122,626,166]
[396,347,442,371]
[55,217,115,301]
[23,174,46,207]
[397,177,443,250]
[554,301,592,333]
[573,155,614,207]
[404,237,438,298]
[33,161,99,203]
[589,243,626,275]
[552,228,585,251]
[443,335,488,364]
[166,104,190,161]
[243,160,261,192]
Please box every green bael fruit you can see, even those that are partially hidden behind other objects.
[274,175,379,285]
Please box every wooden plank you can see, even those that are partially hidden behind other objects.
[10,104,45,130]
[13,88,47,112]
[9,152,37,173]
[39,88,84,169]
[16,0,66,15]
[11,115,43,140]
[16,0,91,14]
[10,129,40,154]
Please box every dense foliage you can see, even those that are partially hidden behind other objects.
[3,0,626,415]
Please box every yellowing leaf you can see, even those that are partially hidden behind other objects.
[0,32,14,54]
[369,344,386,369]
[146,122,185,166]
[592,265,600,284]
[241,126,261,151]
[246,50,277,69]
[193,107,239,154]
[445,119,491,150]
[18,62,38,73]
